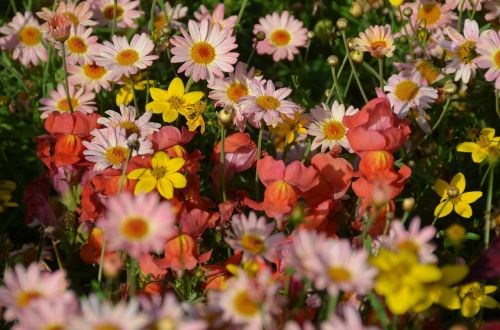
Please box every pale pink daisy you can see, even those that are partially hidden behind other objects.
[448,0,484,11]
[484,0,500,21]
[96,33,158,81]
[225,211,285,262]
[0,263,70,321]
[54,25,99,65]
[306,101,358,153]
[442,19,480,84]
[385,72,438,118]
[68,62,113,92]
[394,59,444,85]
[287,229,327,281]
[170,19,239,82]
[0,12,47,66]
[194,3,237,32]
[355,25,395,58]
[98,104,161,138]
[475,29,500,89]
[97,192,176,259]
[315,239,376,297]
[154,3,188,30]
[37,1,96,27]
[404,0,457,31]
[39,84,97,119]
[321,306,379,330]
[91,0,143,29]
[239,80,298,128]
[253,11,308,62]
[83,127,153,171]
[70,295,149,330]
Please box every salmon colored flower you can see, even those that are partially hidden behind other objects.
[37,1,96,27]
[434,172,483,218]
[457,128,500,163]
[158,234,212,271]
[354,25,395,58]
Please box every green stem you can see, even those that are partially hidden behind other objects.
[432,198,450,226]
[9,0,17,13]
[361,205,381,239]
[61,43,74,113]
[255,123,264,200]
[148,0,157,32]
[495,89,499,119]
[111,0,118,36]
[457,0,465,32]
[220,124,227,202]
[336,54,348,78]
[42,44,53,96]
[234,0,249,34]
[324,294,338,320]
[362,61,382,82]
[415,97,451,150]
[378,58,384,88]
[332,66,343,104]
[246,41,257,70]
[484,166,494,249]
[301,137,312,163]
[184,76,193,93]
[51,239,64,270]
[130,79,139,111]
[401,211,410,225]
[343,69,354,98]
[341,31,368,103]
[127,257,138,297]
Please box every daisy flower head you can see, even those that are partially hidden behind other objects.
[306,101,359,153]
[97,192,177,259]
[270,110,309,151]
[83,127,153,171]
[0,263,70,321]
[475,29,500,89]
[91,0,143,29]
[208,61,255,108]
[354,25,395,58]
[394,59,443,85]
[239,79,298,128]
[253,11,308,62]
[71,295,149,330]
[194,3,237,32]
[98,104,161,138]
[55,25,99,65]
[97,33,158,81]
[154,3,188,31]
[406,0,457,31]
[384,71,438,118]
[225,211,285,262]
[170,19,239,82]
[37,1,96,27]
[39,84,97,119]
[68,62,112,92]
[321,306,378,330]
[287,229,327,281]
[485,0,500,22]
[14,295,79,330]
[442,19,480,84]
[0,12,47,66]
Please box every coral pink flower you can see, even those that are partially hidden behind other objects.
[0,12,47,66]
[47,13,72,42]
[194,3,237,32]
[37,1,96,27]
[91,0,143,29]
[68,62,113,92]
[170,19,239,82]
[158,234,212,271]
[343,94,411,154]
[253,11,308,62]
[39,84,97,119]
[55,25,99,65]
[148,126,196,150]
[44,111,100,136]
[98,192,177,259]
[354,25,395,58]
[475,29,500,89]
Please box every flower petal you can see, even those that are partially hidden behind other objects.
[454,200,473,218]
[168,77,184,97]
[152,151,169,168]
[451,172,466,194]
[167,172,187,188]
[460,191,483,203]
[149,87,169,101]
[434,200,453,218]
[157,178,174,199]
[128,168,150,180]
[166,158,185,173]
[435,179,450,198]
[134,177,157,195]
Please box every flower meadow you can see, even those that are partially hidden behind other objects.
[1,0,500,329]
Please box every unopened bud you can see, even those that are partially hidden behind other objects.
[217,107,234,126]
[350,50,363,64]
[402,197,415,212]
[336,18,348,30]
[327,55,339,67]
[403,7,413,17]
[48,13,72,42]
[417,29,428,43]
[443,81,457,95]
[307,31,315,39]
[349,2,363,17]
[256,31,266,41]
[347,37,356,50]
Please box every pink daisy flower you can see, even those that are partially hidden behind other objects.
[354,25,395,58]
[96,33,158,81]
[70,295,149,330]
[91,0,143,29]
[170,19,239,82]
[239,80,298,128]
[404,0,457,31]
[287,229,327,281]
[194,3,237,32]
[98,104,161,138]
[448,0,484,11]
[321,306,378,330]
[83,127,153,171]
[0,12,47,66]
[442,19,480,84]
[225,211,285,262]
[475,29,500,89]
[484,0,500,22]
[37,1,96,27]
[68,62,113,92]
[385,72,438,118]
[39,84,97,119]
[97,192,177,259]
[55,25,99,65]
[253,11,308,62]
[154,3,188,30]
[0,263,70,321]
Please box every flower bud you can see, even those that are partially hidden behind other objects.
[256,31,266,41]
[217,107,234,126]
[347,37,356,50]
[350,50,363,64]
[48,13,72,42]
[402,197,415,212]
[403,7,413,17]
[443,81,457,95]
[336,18,348,30]
[417,29,428,43]
[349,2,363,17]
[307,31,315,39]
[446,224,465,246]
[327,55,339,67]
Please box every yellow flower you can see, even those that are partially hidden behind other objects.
[146,77,204,123]
[116,74,154,106]
[434,172,482,218]
[370,249,442,315]
[183,100,207,133]
[389,0,404,6]
[0,180,18,213]
[457,282,500,317]
[269,112,309,151]
[127,151,187,200]
[457,128,500,164]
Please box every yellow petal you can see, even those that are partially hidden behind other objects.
[438,287,461,310]
[412,264,442,282]
[434,200,453,218]
[484,285,497,295]
[134,177,157,195]
[481,295,500,309]
[152,151,169,168]
[157,178,174,199]
[471,149,489,163]
[127,168,150,180]
[165,158,185,173]
[456,142,478,153]
[481,127,496,139]
[116,86,133,106]
[183,91,205,104]
[461,297,480,317]
[386,286,416,315]
[146,100,169,114]
[454,200,473,218]
[451,173,466,194]
[168,77,185,96]
[460,191,483,203]
[167,172,187,188]
[435,179,450,198]
[149,87,169,101]
[441,265,469,285]
[162,109,178,123]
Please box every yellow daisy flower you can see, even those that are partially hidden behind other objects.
[269,112,309,151]
[457,282,500,317]
[434,172,483,218]
[146,77,204,123]
[183,100,207,133]
[116,74,154,106]
[127,151,187,200]
[456,128,500,164]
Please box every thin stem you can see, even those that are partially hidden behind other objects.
[130,79,139,111]
[148,0,157,33]
[361,205,381,239]
[127,257,138,297]
[332,66,343,104]
[495,89,499,119]
[432,198,450,226]
[111,0,118,36]
[398,6,415,60]
[184,76,193,93]
[362,61,382,81]
[61,43,74,113]
[255,123,264,199]
[301,137,312,163]
[484,166,494,249]
[51,239,64,270]
[336,54,348,78]
[246,41,257,70]
[378,58,384,88]
[9,0,17,13]
[414,97,451,150]
[343,69,354,98]
[219,124,227,202]
[234,0,249,34]
[457,0,466,32]
[324,294,338,320]
[401,211,410,225]
[341,31,368,103]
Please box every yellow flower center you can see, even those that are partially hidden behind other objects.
[121,217,149,240]
[446,224,465,243]
[227,83,248,103]
[416,60,439,83]
[119,120,140,136]
[417,3,441,26]
[44,324,65,330]
[151,166,167,179]
[190,42,216,65]
[233,291,260,317]
[466,286,482,299]
[153,13,166,31]
[67,36,87,54]
[394,80,419,102]
[63,12,79,26]
[153,318,175,330]
[105,146,128,166]
[94,324,121,330]
[398,240,419,254]
[57,97,78,112]
[240,233,266,254]
[19,26,41,46]
[255,95,281,110]
[83,64,107,79]
[457,40,477,63]
[167,95,185,111]
[16,290,42,307]
[370,40,387,51]
[270,29,291,46]
[495,51,500,67]
[115,49,139,66]
[102,5,124,21]
[328,266,352,282]
[477,135,491,148]
[322,120,346,141]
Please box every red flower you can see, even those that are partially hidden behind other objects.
[157,234,212,272]
[44,112,100,136]
[148,126,195,150]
